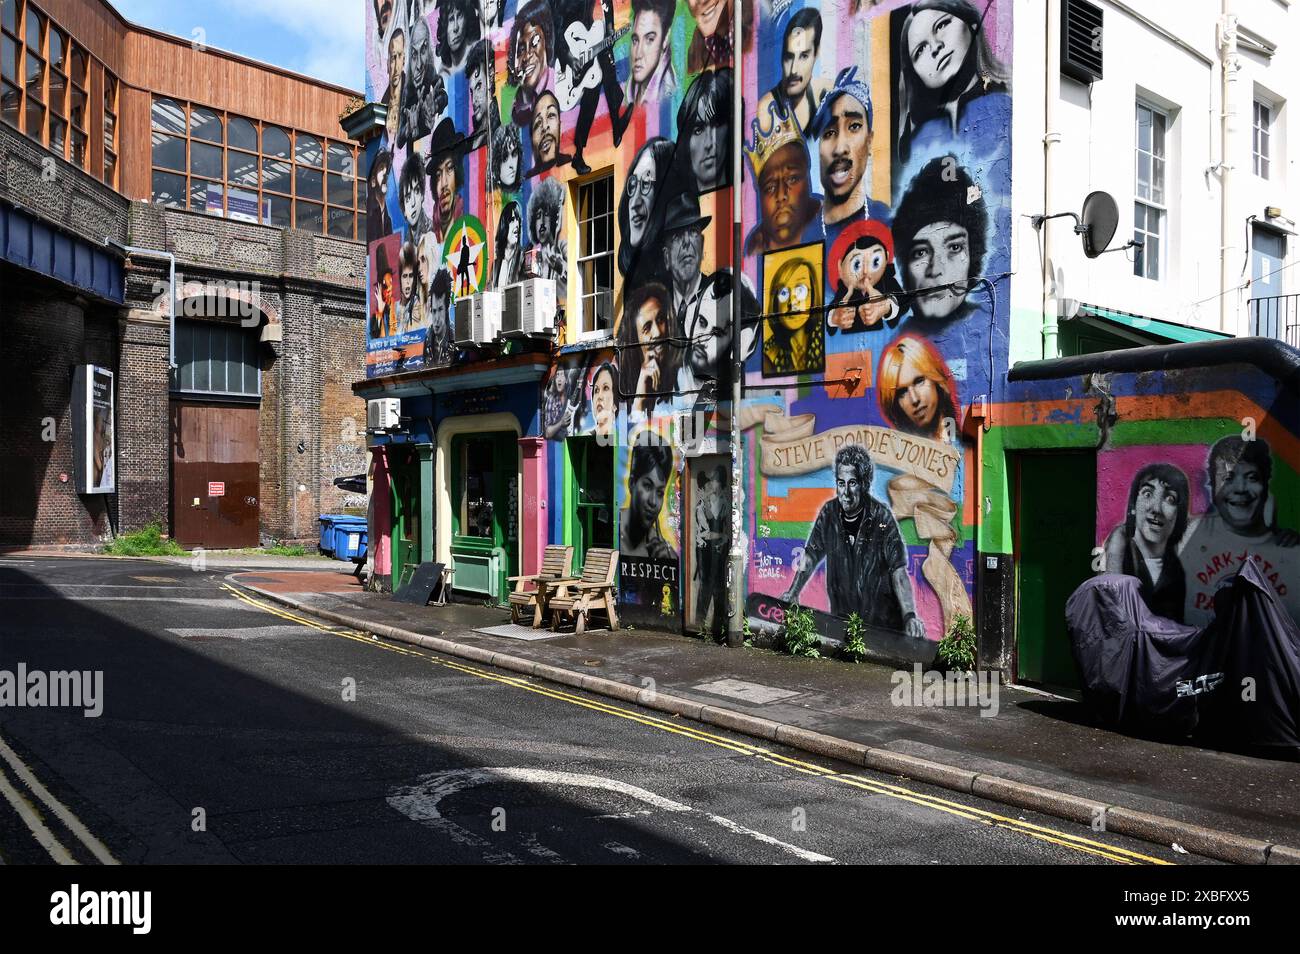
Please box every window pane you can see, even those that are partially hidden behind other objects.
[70,46,87,85]
[70,86,85,127]
[190,105,222,143]
[211,327,229,393]
[229,116,256,151]
[49,28,64,70]
[103,110,115,150]
[266,194,291,226]
[227,149,258,188]
[24,97,42,137]
[25,8,42,52]
[327,206,354,238]
[296,164,322,199]
[262,125,290,158]
[152,132,185,171]
[103,149,116,184]
[50,115,66,151]
[194,180,223,213]
[262,158,291,194]
[327,171,353,206]
[0,79,16,128]
[296,200,323,232]
[24,54,40,97]
[1136,105,1151,152]
[327,143,353,174]
[190,140,222,178]
[1,36,16,82]
[1152,112,1165,157]
[152,98,186,134]
[48,68,64,112]
[152,170,186,206]
[193,328,210,391]
[1146,235,1159,279]
[69,126,85,166]
[1151,157,1164,205]
[1,0,15,34]
[295,133,322,166]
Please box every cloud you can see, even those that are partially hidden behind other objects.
[222,0,364,89]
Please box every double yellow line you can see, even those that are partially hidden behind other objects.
[221,583,1172,866]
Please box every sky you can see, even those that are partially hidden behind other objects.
[108,0,364,91]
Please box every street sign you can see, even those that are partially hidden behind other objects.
[208,482,225,497]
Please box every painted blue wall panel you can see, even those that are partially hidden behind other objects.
[1,203,123,304]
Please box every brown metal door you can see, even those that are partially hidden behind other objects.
[171,401,260,549]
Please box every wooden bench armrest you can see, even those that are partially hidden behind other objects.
[576,581,614,590]
[506,574,539,583]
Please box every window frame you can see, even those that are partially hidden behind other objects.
[169,319,263,399]
[1133,100,1168,282]
[1253,99,1271,180]
[574,171,615,339]
[148,94,361,239]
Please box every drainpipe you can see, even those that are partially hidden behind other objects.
[106,239,177,369]
[725,0,745,649]
[1041,0,1061,358]
[1219,1,1239,334]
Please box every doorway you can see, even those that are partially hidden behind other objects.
[450,432,518,602]
[684,455,730,637]
[567,436,613,573]
[1014,452,1095,690]
[170,401,259,549]
[389,445,422,590]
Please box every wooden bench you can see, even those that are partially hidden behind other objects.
[507,545,574,627]
[549,548,619,636]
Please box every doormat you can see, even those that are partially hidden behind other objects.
[476,623,562,641]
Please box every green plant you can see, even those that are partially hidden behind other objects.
[103,521,187,557]
[263,544,307,557]
[936,613,977,672]
[842,612,868,663]
[780,604,822,658]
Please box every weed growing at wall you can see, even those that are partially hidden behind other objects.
[937,613,977,672]
[103,521,186,557]
[842,613,868,663]
[781,605,822,659]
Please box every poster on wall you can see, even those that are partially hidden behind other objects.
[71,365,115,495]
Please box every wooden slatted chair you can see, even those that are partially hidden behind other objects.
[548,548,619,636]
[507,545,574,627]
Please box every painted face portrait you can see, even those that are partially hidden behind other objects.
[635,295,668,365]
[842,240,888,297]
[446,6,466,55]
[782,26,817,101]
[627,150,657,248]
[818,94,870,205]
[484,0,499,25]
[906,221,971,318]
[759,142,812,245]
[470,64,489,126]
[388,33,407,101]
[687,281,731,380]
[531,93,561,166]
[592,365,616,436]
[381,272,394,306]
[835,462,863,515]
[434,156,457,221]
[633,464,668,529]
[666,229,704,292]
[508,214,521,245]
[400,263,415,301]
[689,105,727,192]
[375,0,393,37]
[428,289,449,334]
[1133,478,1182,551]
[631,10,668,85]
[402,178,423,226]
[907,7,975,92]
[894,353,939,432]
[1213,455,1268,534]
[520,22,548,90]
[688,0,727,38]
[410,23,432,87]
[878,335,955,438]
[417,241,435,290]
[774,261,815,332]
[493,127,522,190]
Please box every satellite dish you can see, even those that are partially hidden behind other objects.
[1080,191,1119,258]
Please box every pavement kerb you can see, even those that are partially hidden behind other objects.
[232,580,1299,866]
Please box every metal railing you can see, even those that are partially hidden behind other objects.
[1249,294,1300,347]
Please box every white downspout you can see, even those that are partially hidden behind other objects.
[1219,1,1239,335]
[1042,0,1061,358]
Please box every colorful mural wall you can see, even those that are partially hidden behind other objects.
[364,0,1015,645]
[739,0,1012,650]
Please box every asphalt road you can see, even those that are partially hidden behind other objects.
[0,556,1210,865]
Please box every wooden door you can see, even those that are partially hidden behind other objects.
[171,401,259,549]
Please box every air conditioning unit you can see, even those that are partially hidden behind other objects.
[453,291,502,346]
[367,398,401,431]
[501,279,558,336]
[1061,0,1104,85]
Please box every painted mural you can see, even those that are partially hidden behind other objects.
[740,0,1011,650]
[365,0,1014,644]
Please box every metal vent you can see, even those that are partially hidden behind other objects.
[1062,0,1104,84]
